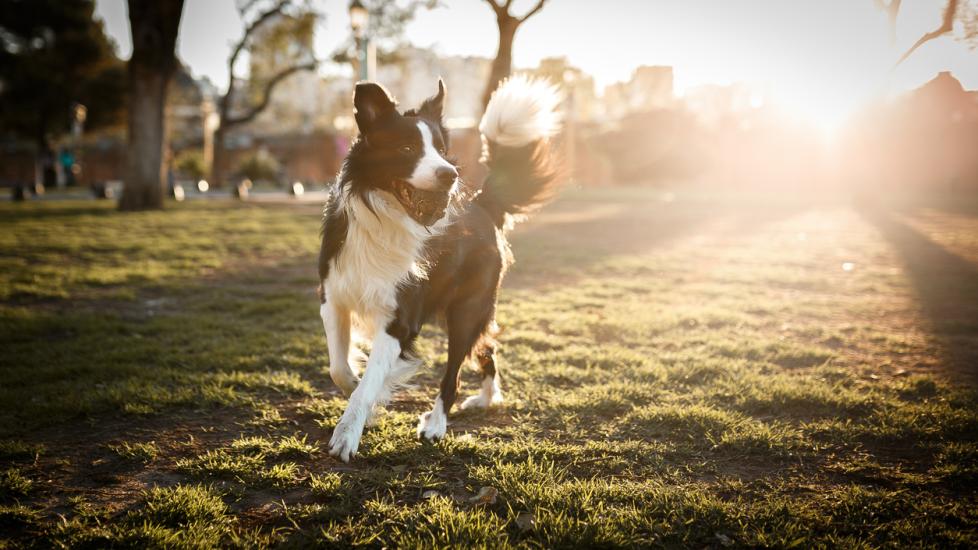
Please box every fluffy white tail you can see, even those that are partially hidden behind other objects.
[480,75,562,148]
[476,75,563,226]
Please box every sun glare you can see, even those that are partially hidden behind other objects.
[777,90,865,138]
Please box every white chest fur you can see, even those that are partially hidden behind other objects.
[324,190,432,330]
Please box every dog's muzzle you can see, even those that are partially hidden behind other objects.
[390,179,451,227]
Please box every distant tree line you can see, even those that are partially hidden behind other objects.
[0,0,126,190]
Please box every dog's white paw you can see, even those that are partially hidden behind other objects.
[328,418,363,462]
[416,404,448,441]
[460,377,504,410]
[460,390,504,410]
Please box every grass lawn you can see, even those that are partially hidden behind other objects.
[1,188,976,548]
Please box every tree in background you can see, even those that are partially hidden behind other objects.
[174,149,206,180]
[331,0,437,68]
[210,0,318,192]
[119,0,184,211]
[480,0,548,109]
[236,149,281,184]
[0,0,125,188]
[875,0,978,65]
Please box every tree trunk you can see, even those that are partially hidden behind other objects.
[211,125,248,198]
[119,66,168,210]
[34,129,53,192]
[210,125,227,189]
[482,18,518,110]
[119,0,184,211]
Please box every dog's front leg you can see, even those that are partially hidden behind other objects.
[328,329,400,462]
[321,297,358,396]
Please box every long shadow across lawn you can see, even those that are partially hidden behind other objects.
[859,204,978,383]
[507,193,810,289]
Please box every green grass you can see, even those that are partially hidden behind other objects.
[108,440,160,462]
[0,468,33,499]
[176,435,316,489]
[0,190,976,548]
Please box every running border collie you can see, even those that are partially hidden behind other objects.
[318,76,561,461]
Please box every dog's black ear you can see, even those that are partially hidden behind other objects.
[418,78,446,122]
[354,82,397,133]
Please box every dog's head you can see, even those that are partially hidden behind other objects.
[347,79,458,226]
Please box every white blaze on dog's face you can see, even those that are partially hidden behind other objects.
[350,79,458,224]
[409,121,457,192]
[407,78,457,192]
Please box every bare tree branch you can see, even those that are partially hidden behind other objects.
[227,1,289,81]
[518,0,547,23]
[895,0,958,66]
[223,61,317,127]
[228,0,290,69]
[483,0,505,17]
[210,0,318,188]
[220,0,292,121]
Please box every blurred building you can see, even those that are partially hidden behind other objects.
[528,57,599,122]
[682,82,760,125]
[603,65,674,119]
[845,71,978,193]
[376,46,492,129]
[912,71,978,123]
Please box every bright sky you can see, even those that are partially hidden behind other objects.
[95,0,978,128]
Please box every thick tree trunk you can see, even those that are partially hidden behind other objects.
[119,66,168,210]
[482,19,518,110]
[119,0,184,211]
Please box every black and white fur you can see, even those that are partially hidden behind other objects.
[318,75,561,461]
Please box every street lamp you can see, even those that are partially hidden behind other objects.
[349,0,374,81]
[349,0,368,37]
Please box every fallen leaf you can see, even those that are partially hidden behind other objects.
[468,486,498,506]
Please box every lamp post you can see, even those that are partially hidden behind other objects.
[349,0,374,81]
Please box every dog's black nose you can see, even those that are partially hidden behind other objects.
[435,166,457,190]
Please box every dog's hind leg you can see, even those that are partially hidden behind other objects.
[418,299,494,441]
[460,336,504,410]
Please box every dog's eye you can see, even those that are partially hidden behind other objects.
[399,145,415,155]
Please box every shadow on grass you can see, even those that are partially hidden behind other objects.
[859,205,978,383]
[508,195,809,289]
